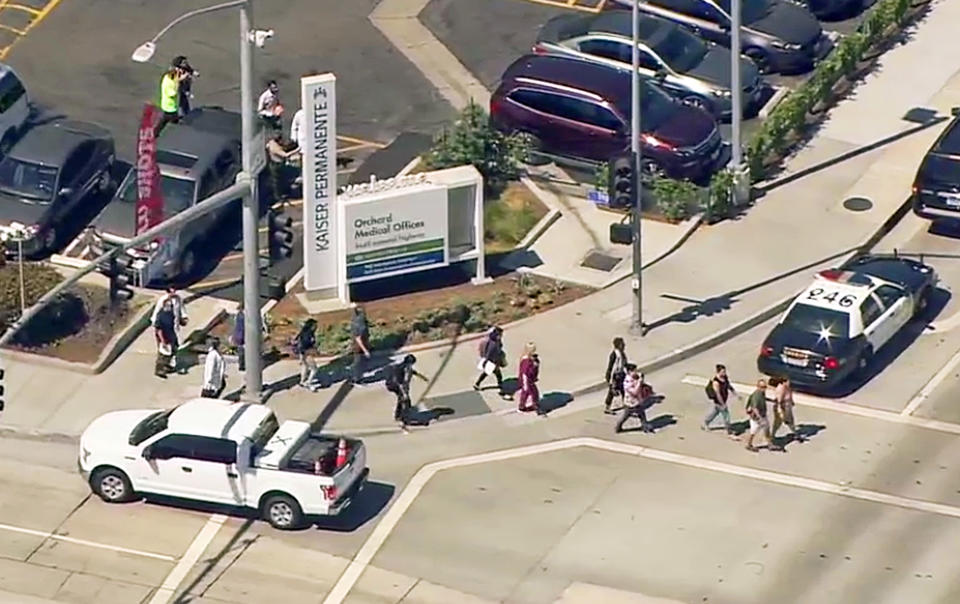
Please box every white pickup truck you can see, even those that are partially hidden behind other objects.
[78,398,368,530]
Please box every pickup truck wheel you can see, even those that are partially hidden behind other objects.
[263,494,303,530]
[91,468,134,503]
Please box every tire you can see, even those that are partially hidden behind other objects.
[914,288,930,318]
[856,346,874,378]
[42,226,57,251]
[262,494,304,530]
[640,158,665,183]
[523,135,550,166]
[178,246,197,278]
[744,48,772,74]
[682,94,713,114]
[91,467,134,503]
[0,131,14,158]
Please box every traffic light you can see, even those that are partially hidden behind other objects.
[0,367,5,413]
[268,209,294,263]
[107,254,135,302]
[608,152,637,210]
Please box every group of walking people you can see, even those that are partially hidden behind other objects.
[702,364,804,451]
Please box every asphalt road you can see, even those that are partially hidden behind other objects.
[6,0,455,160]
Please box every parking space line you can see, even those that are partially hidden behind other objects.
[0,0,62,60]
[147,514,226,604]
[901,347,960,416]
[0,521,176,562]
[336,135,386,149]
[322,436,960,604]
[681,375,960,435]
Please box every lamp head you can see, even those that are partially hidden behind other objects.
[131,42,156,63]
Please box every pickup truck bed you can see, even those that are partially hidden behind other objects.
[284,434,362,476]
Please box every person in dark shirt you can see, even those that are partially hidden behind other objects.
[385,354,427,428]
[603,337,628,414]
[349,306,371,385]
[473,326,506,397]
[154,299,178,378]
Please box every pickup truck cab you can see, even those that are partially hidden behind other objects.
[78,398,368,530]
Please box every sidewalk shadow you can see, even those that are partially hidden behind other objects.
[774,423,827,449]
[644,246,858,334]
[310,381,354,431]
[617,413,677,433]
[313,481,394,532]
[539,391,573,414]
[730,420,750,437]
[406,406,455,426]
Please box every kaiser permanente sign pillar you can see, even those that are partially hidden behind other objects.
[300,73,340,298]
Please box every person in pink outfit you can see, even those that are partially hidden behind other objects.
[518,342,543,415]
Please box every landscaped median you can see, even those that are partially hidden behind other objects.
[746,0,925,179]
[0,260,152,371]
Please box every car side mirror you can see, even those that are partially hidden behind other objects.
[654,68,668,81]
[58,187,73,198]
[720,21,731,31]
[142,445,154,460]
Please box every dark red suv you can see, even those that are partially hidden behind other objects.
[490,54,729,181]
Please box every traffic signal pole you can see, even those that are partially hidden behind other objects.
[630,0,644,336]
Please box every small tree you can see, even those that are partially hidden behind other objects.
[423,100,531,196]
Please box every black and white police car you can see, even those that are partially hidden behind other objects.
[757,255,937,392]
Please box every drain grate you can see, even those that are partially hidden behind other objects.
[581,251,622,272]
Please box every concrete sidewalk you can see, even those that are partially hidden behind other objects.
[3,1,960,439]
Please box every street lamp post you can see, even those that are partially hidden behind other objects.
[630,0,644,336]
[731,0,743,171]
[132,0,265,399]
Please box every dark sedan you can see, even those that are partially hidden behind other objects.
[534,11,766,119]
[607,0,834,74]
[0,120,114,257]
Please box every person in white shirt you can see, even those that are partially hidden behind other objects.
[201,338,226,398]
[151,287,188,344]
[257,80,283,130]
[290,107,304,153]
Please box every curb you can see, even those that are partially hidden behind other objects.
[568,193,916,400]
[0,298,156,376]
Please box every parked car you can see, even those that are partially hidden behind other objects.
[606,0,833,74]
[911,109,960,222]
[0,62,30,157]
[534,11,766,119]
[92,107,269,284]
[491,54,729,181]
[0,120,114,257]
[78,398,369,530]
[757,256,936,393]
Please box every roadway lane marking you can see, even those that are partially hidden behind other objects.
[322,437,960,604]
[147,513,226,604]
[901,346,960,416]
[0,521,175,562]
[0,0,62,60]
[682,375,960,435]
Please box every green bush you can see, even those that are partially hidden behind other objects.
[0,262,63,329]
[594,162,609,191]
[705,169,735,221]
[424,100,531,195]
[749,0,912,180]
[652,177,700,222]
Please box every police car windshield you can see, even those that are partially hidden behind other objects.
[0,159,58,202]
[117,173,196,218]
[782,303,850,343]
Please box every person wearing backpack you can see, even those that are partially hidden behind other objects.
[702,364,739,438]
[293,318,318,389]
[473,326,507,397]
[615,364,654,433]
[603,337,628,415]
[385,354,427,428]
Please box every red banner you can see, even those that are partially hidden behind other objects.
[135,103,163,236]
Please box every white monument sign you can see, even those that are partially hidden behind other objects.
[300,73,338,293]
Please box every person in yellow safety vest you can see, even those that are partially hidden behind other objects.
[157,64,184,132]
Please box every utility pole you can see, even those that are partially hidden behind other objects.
[239,0,263,398]
[731,0,743,172]
[631,0,644,336]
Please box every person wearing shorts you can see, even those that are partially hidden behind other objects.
[745,378,781,452]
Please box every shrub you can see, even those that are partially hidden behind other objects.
[423,100,531,195]
[0,262,64,329]
[652,177,699,222]
[594,162,609,191]
[705,169,735,221]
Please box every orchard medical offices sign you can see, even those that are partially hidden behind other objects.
[300,73,338,293]
[341,183,448,283]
